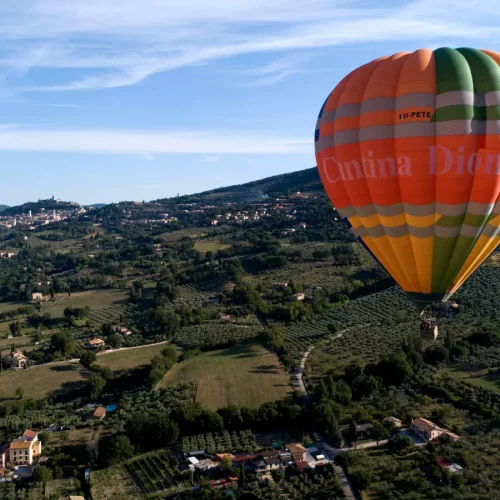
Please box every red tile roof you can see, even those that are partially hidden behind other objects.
[23,430,38,441]
[93,407,106,419]
[437,456,453,468]
[295,460,310,471]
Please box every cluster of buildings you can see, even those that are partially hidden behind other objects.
[0,430,44,479]
[185,442,327,481]
[0,204,86,232]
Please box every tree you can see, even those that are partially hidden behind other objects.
[89,372,106,399]
[221,455,233,472]
[81,350,97,369]
[51,331,75,356]
[15,388,24,400]
[347,419,358,449]
[9,321,22,337]
[86,440,99,465]
[239,463,246,486]
[100,435,135,466]
[350,468,373,492]
[108,333,123,349]
[49,288,55,300]
[34,466,53,486]
[371,423,390,446]
[271,468,285,483]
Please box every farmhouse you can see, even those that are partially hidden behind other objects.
[411,418,461,443]
[114,326,132,336]
[8,430,41,466]
[92,407,107,421]
[384,416,404,428]
[11,351,29,369]
[87,338,105,349]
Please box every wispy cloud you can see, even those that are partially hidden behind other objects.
[0,0,499,92]
[0,128,309,154]
[241,54,308,86]
[200,156,219,163]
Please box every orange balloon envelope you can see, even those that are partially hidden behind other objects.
[315,47,500,309]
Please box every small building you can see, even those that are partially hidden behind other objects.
[115,326,132,336]
[287,444,307,463]
[355,423,374,439]
[295,293,305,301]
[437,456,464,474]
[31,292,43,301]
[214,453,234,462]
[87,339,105,349]
[12,351,29,369]
[218,313,232,322]
[92,407,107,421]
[384,416,404,429]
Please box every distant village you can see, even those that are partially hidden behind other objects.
[0,196,87,234]
[115,191,314,231]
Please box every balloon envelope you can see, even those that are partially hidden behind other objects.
[315,47,500,309]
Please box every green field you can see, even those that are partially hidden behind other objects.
[97,342,170,372]
[441,365,500,394]
[194,239,231,253]
[0,288,128,319]
[0,362,88,402]
[158,343,291,410]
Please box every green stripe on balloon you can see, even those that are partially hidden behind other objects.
[433,48,500,294]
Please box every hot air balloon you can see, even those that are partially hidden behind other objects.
[315,48,500,338]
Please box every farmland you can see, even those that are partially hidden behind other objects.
[194,239,231,253]
[285,286,416,362]
[91,465,141,500]
[441,365,500,394]
[97,342,171,372]
[158,343,291,410]
[174,320,262,349]
[44,289,129,319]
[92,451,188,499]
[0,361,88,402]
[182,429,257,454]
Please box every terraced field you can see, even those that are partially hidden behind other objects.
[284,287,415,361]
[88,304,127,326]
[174,321,262,349]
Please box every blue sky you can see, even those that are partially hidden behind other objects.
[1,0,500,205]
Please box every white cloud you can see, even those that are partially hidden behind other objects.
[0,128,309,154]
[0,0,499,92]
[240,54,308,86]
